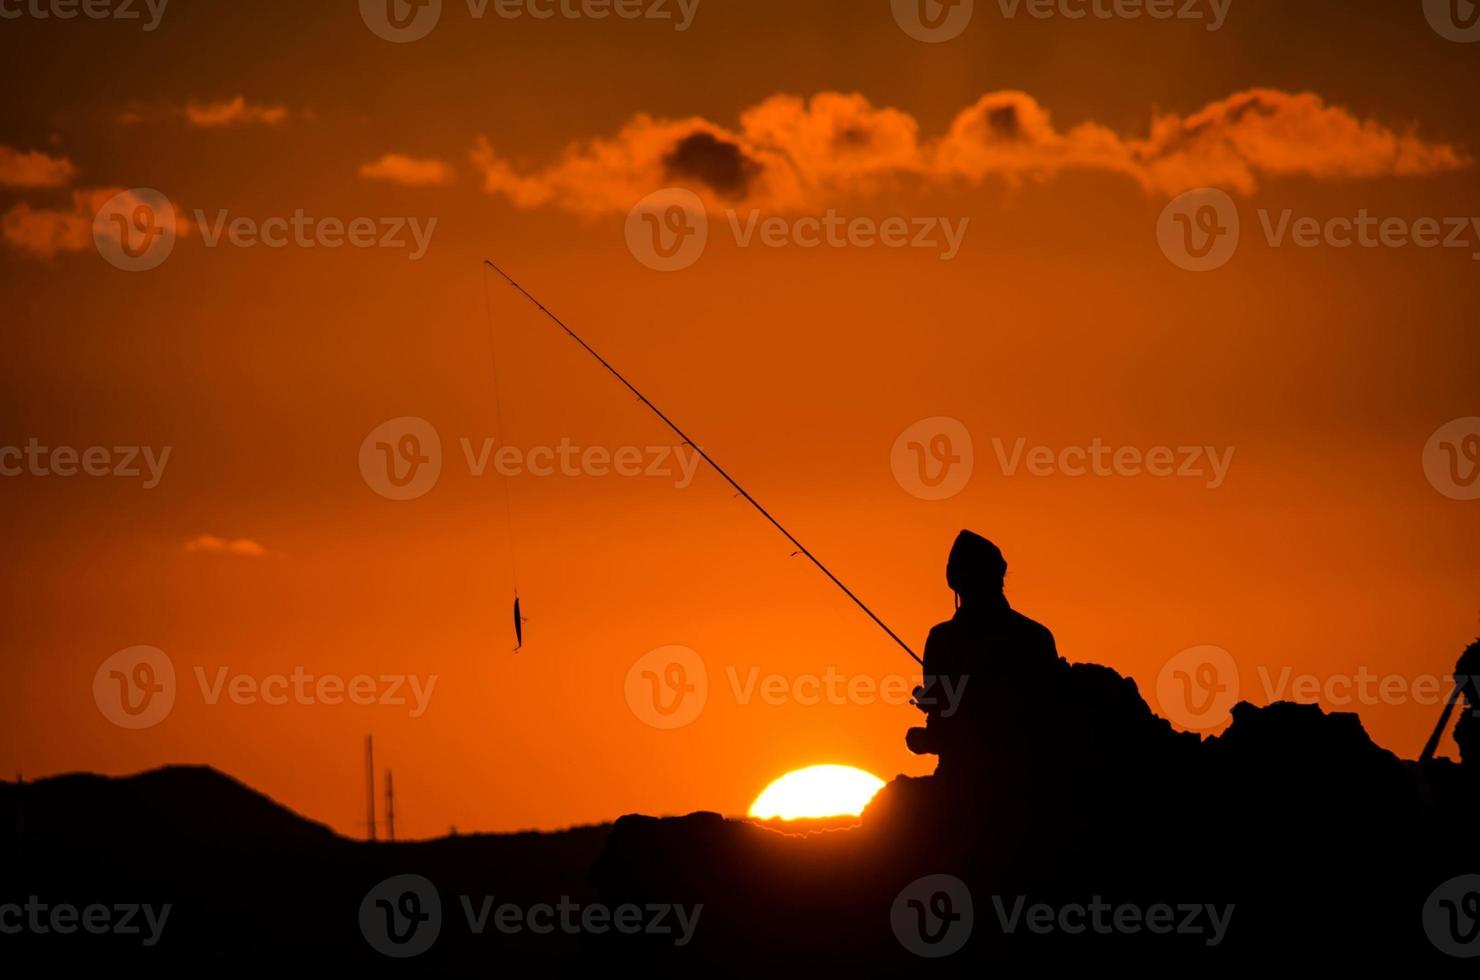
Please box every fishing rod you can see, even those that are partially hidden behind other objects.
[1419,680,1462,764]
[483,259,923,666]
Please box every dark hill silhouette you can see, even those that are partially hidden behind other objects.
[5,694,1474,972]
[2,765,337,846]
[1,766,613,972]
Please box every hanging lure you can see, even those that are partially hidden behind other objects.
[513,595,526,652]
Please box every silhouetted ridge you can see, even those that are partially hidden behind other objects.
[2,765,336,845]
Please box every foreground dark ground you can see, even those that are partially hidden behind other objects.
[2,686,1476,974]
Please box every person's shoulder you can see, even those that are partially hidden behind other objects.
[1007,609,1055,642]
[927,620,958,642]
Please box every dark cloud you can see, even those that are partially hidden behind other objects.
[984,104,1022,141]
[661,131,762,199]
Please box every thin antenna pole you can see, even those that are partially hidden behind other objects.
[483,259,921,666]
[365,736,377,843]
[385,770,396,843]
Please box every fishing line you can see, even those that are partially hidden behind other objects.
[482,264,527,651]
[483,259,921,666]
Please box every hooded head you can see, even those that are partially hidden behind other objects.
[946,530,1007,602]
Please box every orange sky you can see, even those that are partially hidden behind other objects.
[1,1,1478,838]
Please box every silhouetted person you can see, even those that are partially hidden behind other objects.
[1411,639,1480,836]
[1455,638,1480,767]
[906,531,1061,782]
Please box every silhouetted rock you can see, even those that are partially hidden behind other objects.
[4,671,1474,973]
[590,687,1473,972]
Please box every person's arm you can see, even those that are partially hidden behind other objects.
[906,626,950,756]
[917,626,949,721]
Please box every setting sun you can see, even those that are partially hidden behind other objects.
[748,765,886,821]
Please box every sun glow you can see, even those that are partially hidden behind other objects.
[747,765,886,821]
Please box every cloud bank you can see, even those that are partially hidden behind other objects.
[0,146,77,189]
[183,97,290,128]
[3,187,191,259]
[184,534,267,557]
[470,89,1468,214]
[359,153,456,187]
[118,97,293,128]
